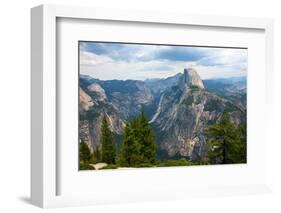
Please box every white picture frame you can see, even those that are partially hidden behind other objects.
[31,4,274,208]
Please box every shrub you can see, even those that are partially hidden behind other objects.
[79,162,95,170]
[183,95,194,106]
[156,158,192,167]
[134,163,155,168]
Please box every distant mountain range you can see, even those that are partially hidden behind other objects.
[79,68,246,160]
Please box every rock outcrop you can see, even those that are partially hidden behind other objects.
[79,88,94,111]
[79,68,246,160]
[87,83,107,101]
[183,68,204,89]
[147,68,245,159]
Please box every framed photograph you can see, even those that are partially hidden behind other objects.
[31,4,274,208]
[78,41,248,169]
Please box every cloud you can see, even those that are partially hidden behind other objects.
[80,51,113,65]
[79,42,247,80]
[194,48,247,79]
[197,48,247,67]
[80,56,191,80]
[80,42,208,62]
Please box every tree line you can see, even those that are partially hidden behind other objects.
[79,110,157,169]
[79,111,246,170]
[205,112,246,164]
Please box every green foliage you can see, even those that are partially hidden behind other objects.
[204,99,221,112]
[138,110,157,163]
[224,102,240,112]
[189,85,200,92]
[204,99,240,113]
[236,124,247,163]
[79,141,95,170]
[192,153,208,165]
[100,115,116,164]
[119,110,157,167]
[118,121,141,166]
[206,140,224,164]
[90,146,101,164]
[183,95,194,106]
[157,158,192,167]
[205,112,246,164]
[79,141,91,163]
[79,162,95,170]
[134,163,155,168]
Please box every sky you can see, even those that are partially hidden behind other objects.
[79,42,247,80]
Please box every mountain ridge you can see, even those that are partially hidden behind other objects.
[79,68,246,160]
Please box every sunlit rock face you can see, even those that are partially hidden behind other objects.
[79,68,246,160]
[147,68,245,160]
[183,68,205,89]
[79,88,94,111]
[87,83,107,101]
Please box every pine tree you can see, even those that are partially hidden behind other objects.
[119,110,157,167]
[100,114,116,164]
[206,112,240,164]
[119,121,141,167]
[91,146,101,163]
[79,141,91,163]
[138,110,157,164]
[95,147,101,162]
[235,123,247,163]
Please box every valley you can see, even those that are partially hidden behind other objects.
[79,67,246,168]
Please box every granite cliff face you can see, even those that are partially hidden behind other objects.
[183,68,205,89]
[79,88,94,111]
[79,68,246,160]
[147,68,245,159]
[103,80,153,119]
[87,83,107,101]
[79,81,125,149]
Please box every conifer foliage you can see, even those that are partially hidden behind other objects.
[79,141,91,163]
[138,111,157,164]
[79,141,95,170]
[119,110,157,167]
[206,112,246,164]
[100,114,116,164]
[80,111,246,170]
[91,146,101,163]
